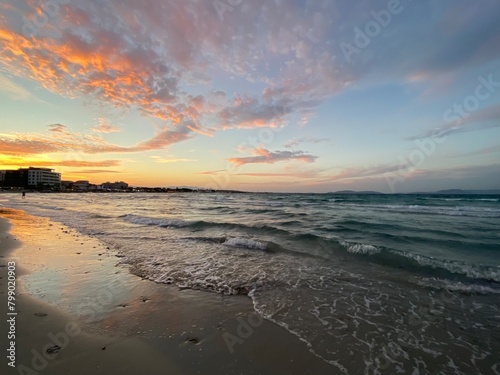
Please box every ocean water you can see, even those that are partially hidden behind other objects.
[2,192,500,374]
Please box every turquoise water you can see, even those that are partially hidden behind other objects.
[2,192,499,373]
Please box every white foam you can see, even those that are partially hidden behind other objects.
[415,277,500,294]
[397,251,500,282]
[340,241,380,255]
[122,214,190,228]
[223,237,268,250]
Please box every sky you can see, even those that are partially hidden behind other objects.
[0,0,499,193]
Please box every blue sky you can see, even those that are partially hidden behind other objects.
[0,0,499,192]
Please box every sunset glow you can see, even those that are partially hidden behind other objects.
[1,0,499,192]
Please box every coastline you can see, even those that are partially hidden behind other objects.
[0,208,336,375]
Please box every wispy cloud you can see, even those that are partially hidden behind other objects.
[197,170,227,175]
[67,169,122,174]
[0,123,193,155]
[48,124,67,133]
[228,148,317,167]
[449,144,500,158]
[284,137,330,148]
[0,73,37,101]
[92,118,120,133]
[408,103,500,141]
[235,171,323,179]
[150,156,197,163]
[0,159,120,167]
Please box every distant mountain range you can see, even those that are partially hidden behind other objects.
[329,189,500,195]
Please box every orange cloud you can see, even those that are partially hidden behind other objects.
[0,123,193,156]
[0,20,187,126]
[0,158,121,168]
[92,119,120,133]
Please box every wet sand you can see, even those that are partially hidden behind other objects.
[0,208,336,375]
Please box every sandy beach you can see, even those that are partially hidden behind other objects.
[0,208,335,375]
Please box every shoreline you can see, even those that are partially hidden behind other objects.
[0,208,336,374]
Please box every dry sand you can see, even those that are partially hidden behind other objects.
[0,208,336,375]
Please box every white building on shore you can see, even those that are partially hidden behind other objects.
[26,167,61,188]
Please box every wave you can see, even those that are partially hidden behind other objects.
[181,235,227,244]
[89,213,115,219]
[319,237,500,283]
[122,214,191,228]
[340,240,380,255]
[223,237,268,251]
[40,205,65,211]
[341,244,500,283]
[120,213,294,236]
[368,204,500,218]
[394,251,500,282]
[242,208,282,214]
[414,277,500,295]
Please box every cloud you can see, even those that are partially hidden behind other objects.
[228,148,318,167]
[311,164,404,184]
[449,144,500,158]
[150,156,197,163]
[0,0,354,133]
[0,123,193,155]
[235,171,324,179]
[408,102,500,141]
[92,119,120,133]
[197,170,227,175]
[381,163,500,188]
[0,0,498,160]
[284,137,330,148]
[48,124,67,133]
[218,97,293,129]
[0,73,37,101]
[66,169,122,174]
[0,159,121,167]
[335,1,500,85]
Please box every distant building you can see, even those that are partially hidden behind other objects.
[102,181,129,190]
[61,180,74,190]
[3,167,61,189]
[26,167,61,188]
[73,180,92,191]
[4,169,27,188]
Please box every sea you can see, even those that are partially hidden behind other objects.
[2,192,499,374]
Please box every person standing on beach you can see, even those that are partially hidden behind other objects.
[22,191,25,199]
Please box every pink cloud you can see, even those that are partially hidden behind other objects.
[0,0,354,135]
[228,147,317,166]
[92,119,120,133]
[0,123,193,155]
